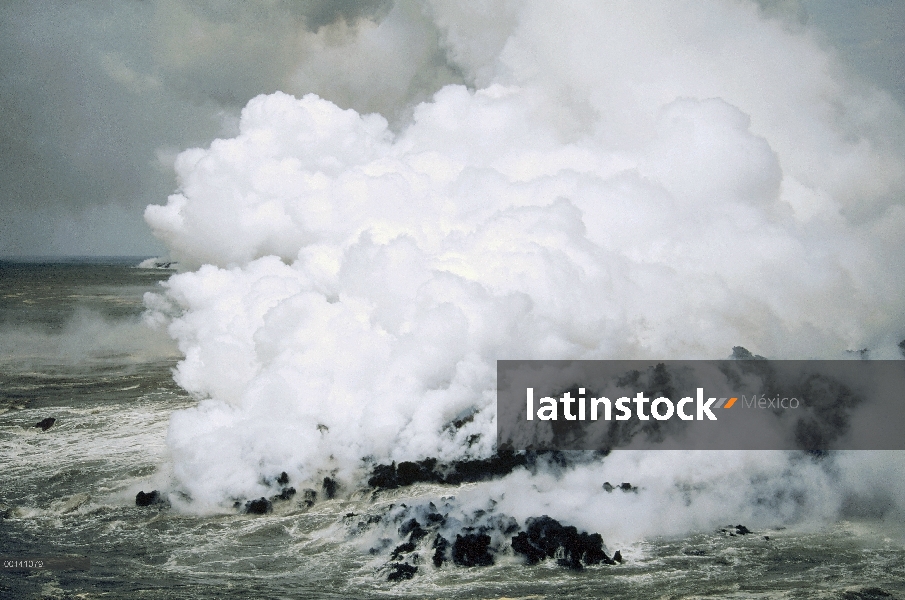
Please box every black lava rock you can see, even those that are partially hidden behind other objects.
[302,489,317,507]
[603,481,637,493]
[367,449,532,490]
[613,550,623,563]
[452,533,494,567]
[511,515,612,570]
[511,531,546,565]
[273,487,296,501]
[245,497,273,514]
[368,463,399,489]
[425,511,445,526]
[135,490,162,507]
[399,518,428,543]
[322,477,337,499]
[390,541,416,560]
[720,524,754,537]
[432,535,449,567]
[387,563,417,582]
[276,471,289,485]
[35,417,56,431]
[396,460,437,486]
[443,449,528,485]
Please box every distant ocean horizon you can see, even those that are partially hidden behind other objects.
[0,255,155,261]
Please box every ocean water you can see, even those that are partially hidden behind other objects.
[1,260,904,599]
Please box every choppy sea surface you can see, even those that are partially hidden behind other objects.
[1,259,903,599]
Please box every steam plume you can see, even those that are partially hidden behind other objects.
[144,1,905,523]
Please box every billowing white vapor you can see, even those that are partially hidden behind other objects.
[144,1,905,526]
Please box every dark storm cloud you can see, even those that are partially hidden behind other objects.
[0,1,227,255]
[0,0,459,256]
[0,0,902,256]
[802,0,905,101]
[290,0,393,32]
[176,0,393,34]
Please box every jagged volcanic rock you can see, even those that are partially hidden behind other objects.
[244,497,272,514]
[367,449,532,490]
[322,477,337,499]
[135,490,163,507]
[452,532,494,567]
[35,417,56,431]
[272,487,296,501]
[511,515,613,570]
[387,563,417,582]
[432,535,450,567]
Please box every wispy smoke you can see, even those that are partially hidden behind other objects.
[143,1,905,526]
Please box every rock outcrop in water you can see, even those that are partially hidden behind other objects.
[603,481,638,493]
[349,499,620,580]
[322,477,338,499]
[272,486,296,501]
[35,417,56,431]
[244,497,273,514]
[135,490,165,507]
[399,518,428,543]
[367,449,536,490]
[511,516,614,570]
[721,524,752,536]
[432,535,449,567]
[452,532,495,566]
[386,562,417,582]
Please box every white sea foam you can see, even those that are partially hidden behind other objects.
[144,1,905,525]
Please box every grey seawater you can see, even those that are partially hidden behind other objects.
[1,260,903,599]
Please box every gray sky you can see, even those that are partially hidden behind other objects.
[1,0,903,257]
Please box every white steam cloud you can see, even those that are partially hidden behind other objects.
[144,0,905,524]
